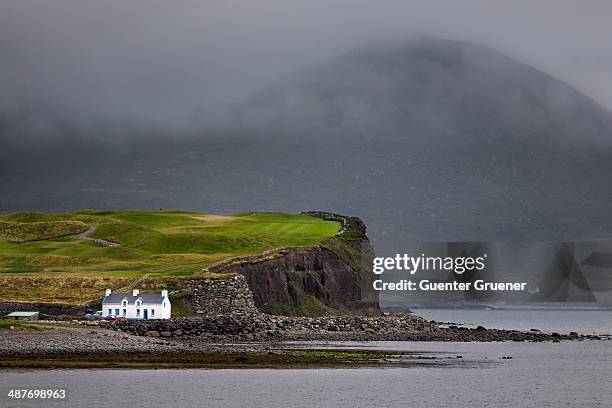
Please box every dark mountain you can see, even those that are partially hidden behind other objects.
[2,37,612,301]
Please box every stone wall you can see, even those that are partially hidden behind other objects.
[187,275,259,316]
[108,312,435,340]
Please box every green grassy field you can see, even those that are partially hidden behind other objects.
[0,210,340,305]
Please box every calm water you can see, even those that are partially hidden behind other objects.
[414,308,612,335]
[2,309,611,408]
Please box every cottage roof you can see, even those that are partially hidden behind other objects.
[6,311,39,317]
[103,293,165,304]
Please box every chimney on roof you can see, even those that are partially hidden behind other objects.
[133,289,139,297]
[161,290,168,298]
[105,289,111,297]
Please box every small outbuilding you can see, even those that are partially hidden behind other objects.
[5,311,39,321]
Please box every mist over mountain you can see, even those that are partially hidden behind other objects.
[2,37,612,258]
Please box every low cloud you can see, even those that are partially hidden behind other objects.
[2,0,612,135]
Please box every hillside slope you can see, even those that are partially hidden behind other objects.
[2,37,611,247]
[0,210,341,306]
[2,37,612,303]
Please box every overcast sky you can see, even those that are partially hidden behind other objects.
[1,0,611,128]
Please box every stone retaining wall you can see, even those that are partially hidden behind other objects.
[108,313,434,340]
[187,275,259,316]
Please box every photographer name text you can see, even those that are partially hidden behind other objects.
[372,254,527,292]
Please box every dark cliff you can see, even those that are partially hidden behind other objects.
[204,212,380,316]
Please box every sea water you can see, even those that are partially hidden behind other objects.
[413,308,612,335]
[2,309,611,408]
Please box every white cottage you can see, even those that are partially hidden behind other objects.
[102,289,171,320]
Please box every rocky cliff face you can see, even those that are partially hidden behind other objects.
[203,212,380,316]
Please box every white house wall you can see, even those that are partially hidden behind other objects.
[161,298,171,319]
[103,298,171,320]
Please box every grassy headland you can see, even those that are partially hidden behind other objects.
[0,210,340,306]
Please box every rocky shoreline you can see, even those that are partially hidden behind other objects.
[104,313,605,342]
[0,312,608,368]
[0,324,438,369]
